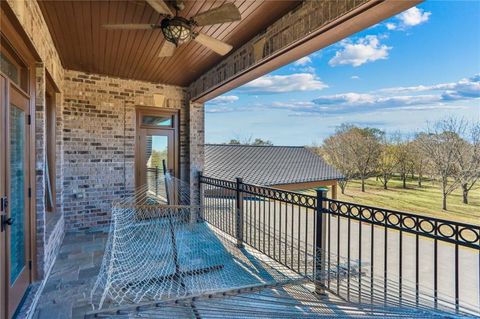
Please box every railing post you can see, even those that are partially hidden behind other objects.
[235,177,244,248]
[315,188,328,295]
[198,171,204,221]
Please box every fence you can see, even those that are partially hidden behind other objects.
[199,173,480,315]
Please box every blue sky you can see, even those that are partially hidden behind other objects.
[204,1,480,146]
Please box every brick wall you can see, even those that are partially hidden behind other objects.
[6,0,63,85]
[62,70,193,230]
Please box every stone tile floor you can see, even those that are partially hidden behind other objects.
[32,229,108,319]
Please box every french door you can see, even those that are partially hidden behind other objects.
[135,108,178,202]
[0,75,31,318]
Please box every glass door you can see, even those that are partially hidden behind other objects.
[2,82,31,317]
[138,129,174,201]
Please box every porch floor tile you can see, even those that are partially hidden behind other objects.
[33,230,108,319]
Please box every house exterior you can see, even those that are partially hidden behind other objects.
[205,144,342,197]
[4,1,475,318]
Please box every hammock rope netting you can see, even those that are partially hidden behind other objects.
[88,173,478,318]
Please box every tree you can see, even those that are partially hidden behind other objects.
[321,134,356,195]
[395,138,413,189]
[323,124,382,193]
[377,136,399,190]
[452,122,480,204]
[228,139,241,145]
[227,137,273,146]
[417,118,466,210]
[411,135,429,187]
[149,150,167,169]
[252,138,273,146]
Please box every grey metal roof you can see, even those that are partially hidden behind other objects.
[204,144,343,186]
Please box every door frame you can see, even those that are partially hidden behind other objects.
[1,4,37,319]
[135,107,180,189]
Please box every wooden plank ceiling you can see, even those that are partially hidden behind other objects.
[38,0,301,86]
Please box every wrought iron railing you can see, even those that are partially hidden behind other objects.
[199,173,480,315]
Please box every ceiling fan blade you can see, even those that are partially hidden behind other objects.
[192,3,241,26]
[102,24,156,30]
[193,33,233,56]
[146,0,173,16]
[158,40,176,57]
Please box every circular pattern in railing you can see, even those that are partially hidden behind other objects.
[360,208,372,220]
[350,206,360,217]
[459,228,479,244]
[387,214,400,226]
[419,219,435,233]
[401,216,417,230]
[373,210,386,223]
[437,223,455,238]
[325,199,479,248]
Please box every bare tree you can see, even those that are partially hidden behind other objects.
[377,135,399,190]
[417,118,467,210]
[321,133,356,194]
[323,125,382,192]
[452,122,480,204]
[395,138,413,189]
[411,134,429,187]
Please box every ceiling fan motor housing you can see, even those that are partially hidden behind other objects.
[161,17,192,46]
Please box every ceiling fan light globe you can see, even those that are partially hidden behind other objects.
[161,17,191,46]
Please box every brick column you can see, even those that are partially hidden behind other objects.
[34,63,47,279]
[189,101,205,210]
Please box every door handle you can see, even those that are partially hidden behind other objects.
[1,215,13,231]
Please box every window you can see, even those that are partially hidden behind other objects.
[0,37,28,91]
[45,83,56,213]
[0,51,19,84]
[141,115,173,127]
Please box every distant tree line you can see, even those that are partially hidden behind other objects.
[227,137,273,146]
[316,118,480,210]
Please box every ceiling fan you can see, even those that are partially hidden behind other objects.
[102,0,241,57]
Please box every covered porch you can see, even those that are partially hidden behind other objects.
[3,0,478,318]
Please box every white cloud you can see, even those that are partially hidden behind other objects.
[293,56,312,66]
[240,73,328,93]
[385,23,397,30]
[379,74,480,98]
[398,7,431,27]
[206,75,479,115]
[329,35,391,67]
[274,74,480,115]
[384,7,431,31]
[207,95,239,105]
[351,76,360,80]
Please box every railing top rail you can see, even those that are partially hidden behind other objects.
[325,198,480,232]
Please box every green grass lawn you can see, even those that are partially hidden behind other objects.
[310,176,479,225]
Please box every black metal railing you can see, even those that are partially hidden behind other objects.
[199,173,480,315]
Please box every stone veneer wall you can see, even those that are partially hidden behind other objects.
[62,70,192,230]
